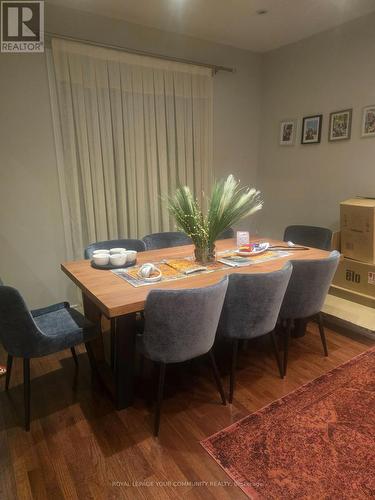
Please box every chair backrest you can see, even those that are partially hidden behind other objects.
[142,277,228,363]
[217,227,234,240]
[283,225,332,250]
[0,286,43,357]
[84,238,146,259]
[279,251,340,320]
[142,231,192,250]
[218,263,292,340]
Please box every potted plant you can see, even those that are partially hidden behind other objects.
[168,175,262,264]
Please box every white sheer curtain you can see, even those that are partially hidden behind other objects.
[48,38,213,259]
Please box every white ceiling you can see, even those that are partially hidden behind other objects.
[47,0,375,52]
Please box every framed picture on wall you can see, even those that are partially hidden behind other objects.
[328,109,352,141]
[301,114,322,144]
[361,105,375,137]
[279,120,296,146]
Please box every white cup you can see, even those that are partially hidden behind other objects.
[93,253,110,266]
[110,253,127,266]
[125,250,137,265]
[110,248,127,255]
[93,249,110,255]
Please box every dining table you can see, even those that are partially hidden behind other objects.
[61,238,330,410]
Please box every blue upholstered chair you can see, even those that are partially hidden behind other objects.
[138,277,228,436]
[0,285,98,430]
[217,263,292,402]
[279,251,340,376]
[142,231,192,250]
[84,238,146,259]
[283,225,333,251]
[217,227,234,240]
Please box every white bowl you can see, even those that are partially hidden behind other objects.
[125,250,137,265]
[110,248,127,255]
[93,249,110,255]
[110,253,127,266]
[144,268,162,282]
[93,253,110,266]
[138,263,156,278]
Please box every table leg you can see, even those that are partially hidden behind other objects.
[82,293,137,410]
[112,313,137,410]
[291,318,308,338]
[82,294,105,362]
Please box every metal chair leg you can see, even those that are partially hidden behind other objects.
[229,339,239,404]
[5,354,13,391]
[270,331,283,379]
[23,358,30,431]
[208,350,226,405]
[283,320,292,378]
[317,313,328,357]
[154,362,166,437]
[70,347,79,367]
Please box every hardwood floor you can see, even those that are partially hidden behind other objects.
[0,324,373,500]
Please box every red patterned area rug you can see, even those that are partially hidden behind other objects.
[201,347,375,499]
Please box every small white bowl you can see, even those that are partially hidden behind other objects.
[138,263,156,278]
[125,250,137,265]
[110,248,127,255]
[110,253,127,266]
[144,268,162,282]
[93,249,110,255]
[93,253,110,266]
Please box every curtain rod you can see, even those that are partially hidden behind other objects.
[45,32,235,74]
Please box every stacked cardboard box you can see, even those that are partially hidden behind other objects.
[331,198,375,307]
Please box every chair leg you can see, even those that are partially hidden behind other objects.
[229,339,239,404]
[317,313,328,357]
[23,358,30,431]
[70,347,79,367]
[154,362,166,437]
[208,350,226,405]
[283,320,292,378]
[270,331,283,379]
[5,355,13,391]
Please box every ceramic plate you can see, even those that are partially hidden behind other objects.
[236,242,270,257]
[91,260,135,270]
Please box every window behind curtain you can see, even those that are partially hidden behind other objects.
[47,38,213,259]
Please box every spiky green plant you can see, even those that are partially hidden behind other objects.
[168,175,263,253]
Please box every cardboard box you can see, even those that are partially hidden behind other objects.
[329,285,375,309]
[332,256,375,298]
[331,230,341,252]
[340,198,375,263]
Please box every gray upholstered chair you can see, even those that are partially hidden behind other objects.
[142,231,192,250]
[217,227,234,240]
[283,225,333,251]
[279,251,340,376]
[0,277,80,371]
[0,285,98,430]
[84,238,146,259]
[217,263,292,403]
[138,277,228,436]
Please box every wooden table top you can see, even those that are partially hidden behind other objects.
[61,238,330,318]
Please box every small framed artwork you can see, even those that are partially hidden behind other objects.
[361,105,375,137]
[329,109,352,141]
[279,120,296,146]
[301,114,322,144]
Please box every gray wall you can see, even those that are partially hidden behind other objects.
[3,5,374,308]
[0,52,75,306]
[258,13,375,240]
[0,4,262,307]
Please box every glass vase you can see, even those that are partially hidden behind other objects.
[194,243,216,264]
